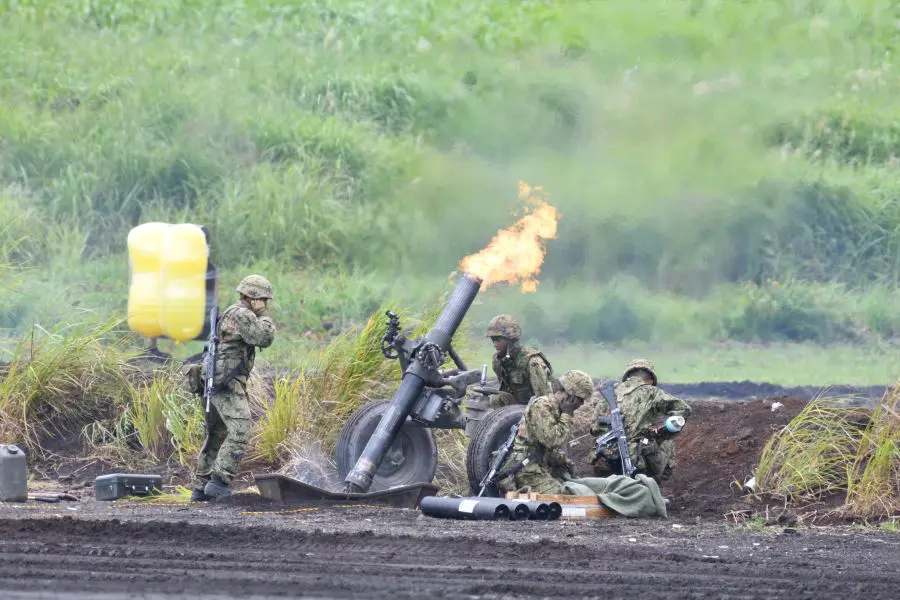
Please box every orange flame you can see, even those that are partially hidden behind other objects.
[460,181,560,292]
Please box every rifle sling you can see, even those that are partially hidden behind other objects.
[210,360,246,394]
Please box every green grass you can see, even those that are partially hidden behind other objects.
[754,399,865,503]
[0,317,136,451]
[4,1,900,349]
[524,343,900,387]
[727,515,769,532]
[847,389,900,518]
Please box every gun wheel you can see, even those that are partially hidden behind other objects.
[465,404,526,497]
[335,400,437,492]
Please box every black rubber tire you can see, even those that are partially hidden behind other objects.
[465,404,526,497]
[335,400,438,492]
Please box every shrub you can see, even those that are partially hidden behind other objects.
[720,280,855,343]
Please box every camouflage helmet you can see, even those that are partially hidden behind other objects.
[236,274,273,300]
[622,358,657,385]
[557,370,596,400]
[485,314,522,340]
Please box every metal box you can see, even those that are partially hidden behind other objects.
[94,473,162,501]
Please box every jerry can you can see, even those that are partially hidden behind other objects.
[126,222,167,338]
[126,222,209,343]
[159,224,208,342]
[0,444,28,502]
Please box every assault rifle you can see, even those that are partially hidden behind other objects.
[202,305,219,414]
[593,380,636,477]
[477,421,519,497]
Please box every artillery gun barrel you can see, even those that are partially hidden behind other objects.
[343,273,482,492]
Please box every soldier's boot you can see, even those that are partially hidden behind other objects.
[191,489,211,502]
[203,474,231,500]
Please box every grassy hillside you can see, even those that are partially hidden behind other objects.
[3,0,900,382]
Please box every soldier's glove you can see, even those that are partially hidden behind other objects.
[250,299,269,317]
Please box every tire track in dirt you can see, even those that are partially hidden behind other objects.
[0,518,897,599]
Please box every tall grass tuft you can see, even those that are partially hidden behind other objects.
[83,363,205,468]
[125,375,168,462]
[434,429,470,496]
[754,390,899,520]
[847,388,900,519]
[254,375,304,464]
[0,317,133,454]
[125,365,204,465]
[754,398,865,502]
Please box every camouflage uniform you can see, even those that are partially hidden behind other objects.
[486,315,556,408]
[591,359,691,484]
[497,370,597,495]
[191,275,276,497]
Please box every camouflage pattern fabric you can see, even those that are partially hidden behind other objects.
[236,274,273,299]
[192,383,254,488]
[191,301,275,490]
[491,343,556,408]
[485,314,523,340]
[622,358,657,385]
[592,378,692,484]
[497,395,573,495]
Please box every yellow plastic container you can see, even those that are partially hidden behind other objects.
[126,222,209,343]
[126,222,167,339]
[159,224,208,342]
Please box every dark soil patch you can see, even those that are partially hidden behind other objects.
[213,491,279,508]
[664,396,808,517]
[659,381,888,405]
[0,515,897,599]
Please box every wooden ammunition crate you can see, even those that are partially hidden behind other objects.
[505,492,616,520]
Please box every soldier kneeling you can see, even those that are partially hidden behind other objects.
[496,370,598,495]
[591,359,691,485]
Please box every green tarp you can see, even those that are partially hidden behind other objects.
[563,474,667,518]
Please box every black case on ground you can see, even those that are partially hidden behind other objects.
[94,473,162,501]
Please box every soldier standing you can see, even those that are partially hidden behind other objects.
[591,359,692,485]
[191,275,276,501]
[485,315,556,408]
[496,370,598,495]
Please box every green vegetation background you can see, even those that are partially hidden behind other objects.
[3,0,900,384]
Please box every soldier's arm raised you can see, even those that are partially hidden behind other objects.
[529,397,573,449]
[234,307,276,348]
[527,356,553,397]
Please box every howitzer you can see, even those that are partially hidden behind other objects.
[202,304,219,414]
[593,380,636,477]
[477,420,519,497]
[342,273,484,493]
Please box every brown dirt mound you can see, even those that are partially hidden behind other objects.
[569,396,809,518]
